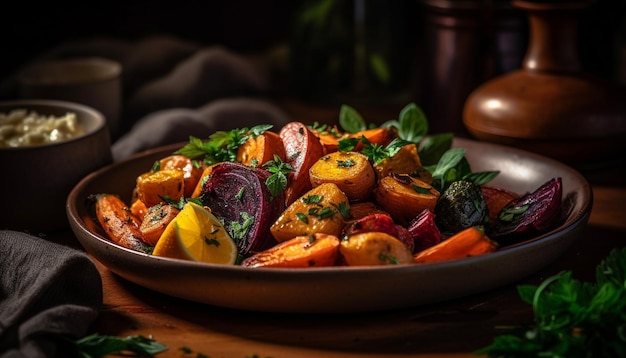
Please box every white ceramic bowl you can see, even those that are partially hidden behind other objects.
[0,99,112,232]
[67,138,592,313]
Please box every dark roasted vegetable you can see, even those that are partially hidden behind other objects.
[434,180,487,235]
[407,209,445,253]
[487,177,562,246]
[199,161,285,256]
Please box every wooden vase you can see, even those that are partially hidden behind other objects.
[462,0,626,169]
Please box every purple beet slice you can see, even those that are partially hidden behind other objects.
[199,161,285,256]
[487,177,562,246]
[407,209,445,253]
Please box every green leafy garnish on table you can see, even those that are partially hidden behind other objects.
[72,334,167,358]
[476,247,626,358]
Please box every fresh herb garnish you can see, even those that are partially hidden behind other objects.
[426,148,499,192]
[339,104,369,133]
[72,333,167,358]
[160,196,203,210]
[476,247,626,358]
[301,195,322,205]
[296,212,308,223]
[263,155,294,200]
[151,160,160,173]
[228,212,254,241]
[379,253,399,265]
[336,159,355,168]
[174,125,271,165]
[204,237,220,247]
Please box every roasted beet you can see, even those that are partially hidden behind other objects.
[487,177,562,246]
[199,161,285,256]
[407,209,445,253]
[344,213,414,253]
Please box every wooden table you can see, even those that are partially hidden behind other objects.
[45,164,625,358]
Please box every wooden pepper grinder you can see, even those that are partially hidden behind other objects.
[462,0,626,170]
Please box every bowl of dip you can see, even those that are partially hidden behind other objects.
[0,99,112,232]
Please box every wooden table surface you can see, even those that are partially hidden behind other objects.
[49,100,626,358]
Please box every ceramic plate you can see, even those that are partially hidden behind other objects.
[67,138,592,313]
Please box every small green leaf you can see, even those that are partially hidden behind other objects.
[339,104,366,133]
[398,103,428,142]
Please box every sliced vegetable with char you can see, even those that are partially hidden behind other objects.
[279,121,326,206]
[135,169,185,208]
[309,151,375,202]
[91,193,151,252]
[374,173,440,226]
[372,143,423,180]
[241,233,341,268]
[199,161,285,256]
[139,203,180,246]
[236,129,286,167]
[270,182,350,243]
[158,155,205,198]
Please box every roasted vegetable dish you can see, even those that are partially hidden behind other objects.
[90,103,564,267]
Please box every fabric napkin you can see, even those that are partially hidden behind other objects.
[0,230,102,358]
[111,97,291,161]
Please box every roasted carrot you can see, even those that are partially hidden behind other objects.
[374,173,440,226]
[159,155,206,198]
[241,233,341,268]
[309,151,376,202]
[413,226,498,264]
[139,203,181,246]
[279,121,325,205]
[310,124,343,154]
[129,199,149,222]
[91,193,151,252]
[135,169,185,207]
[190,164,217,198]
[349,127,396,151]
[373,143,423,180]
[236,130,286,167]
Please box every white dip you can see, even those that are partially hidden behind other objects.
[0,109,84,147]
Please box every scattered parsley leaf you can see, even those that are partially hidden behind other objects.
[263,155,294,200]
[476,247,626,358]
[73,334,167,358]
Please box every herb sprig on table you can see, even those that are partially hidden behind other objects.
[476,247,626,358]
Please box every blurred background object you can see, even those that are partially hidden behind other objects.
[463,0,626,170]
[0,0,623,135]
[17,57,122,139]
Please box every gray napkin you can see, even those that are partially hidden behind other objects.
[111,97,291,161]
[0,231,102,358]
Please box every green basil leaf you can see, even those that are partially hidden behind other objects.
[339,104,366,133]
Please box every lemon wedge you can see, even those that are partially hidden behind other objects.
[153,202,238,265]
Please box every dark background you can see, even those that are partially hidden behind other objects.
[1,0,624,135]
